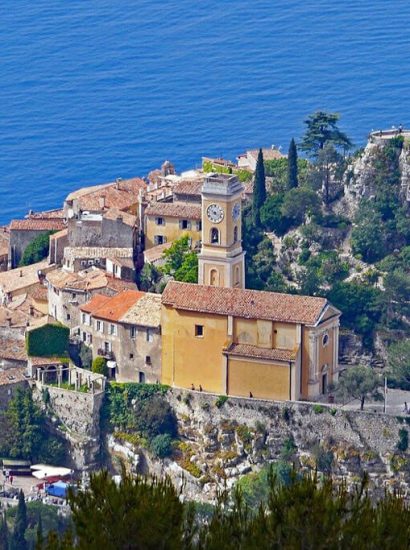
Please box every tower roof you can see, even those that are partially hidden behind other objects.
[202,173,244,196]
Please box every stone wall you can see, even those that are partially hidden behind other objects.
[33,383,104,470]
[107,389,410,503]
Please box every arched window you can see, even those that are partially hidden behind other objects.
[233,226,238,242]
[210,227,219,244]
[210,269,219,286]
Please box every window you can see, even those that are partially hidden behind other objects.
[233,226,238,242]
[234,266,240,287]
[130,326,137,339]
[146,355,151,365]
[82,331,87,343]
[322,333,329,347]
[180,219,191,230]
[210,227,219,244]
[71,293,76,300]
[155,217,165,226]
[129,353,134,359]
[196,221,202,231]
[195,325,204,337]
[146,329,153,343]
[139,371,146,384]
[109,323,117,336]
[96,320,104,333]
[66,313,71,321]
[154,235,166,245]
[81,260,87,267]
[210,269,219,286]
[81,313,86,324]
[104,341,111,354]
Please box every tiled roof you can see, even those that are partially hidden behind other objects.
[120,293,162,327]
[162,282,328,326]
[173,179,203,197]
[46,267,109,291]
[29,356,65,366]
[0,260,54,295]
[0,367,28,386]
[30,285,48,301]
[225,343,297,362]
[83,290,144,322]
[0,336,27,362]
[80,294,111,314]
[103,208,137,227]
[10,219,66,232]
[145,202,201,220]
[105,277,138,293]
[66,178,146,211]
[50,228,68,240]
[27,209,64,219]
[248,148,284,161]
[143,242,172,264]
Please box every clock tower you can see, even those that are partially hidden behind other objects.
[198,173,245,288]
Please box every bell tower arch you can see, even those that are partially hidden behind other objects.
[198,173,245,288]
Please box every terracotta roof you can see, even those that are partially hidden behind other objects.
[80,294,112,315]
[0,260,55,295]
[105,277,138,293]
[162,282,328,325]
[248,148,284,161]
[50,228,68,240]
[46,267,109,291]
[173,180,203,197]
[0,337,28,362]
[66,178,146,212]
[0,367,28,386]
[120,293,162,327]
[143,242,172,264]
[83,290,145,322]
[103,208,137,227]
[29,286,48,301]
[27,209,64,219]
[225,343,297,362]
[9,219,66,232]
[145,202,201,220]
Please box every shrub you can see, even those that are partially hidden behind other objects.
[313,404,324,414]
[20,231,54,266]
[134,394,178,440]
[215,395,229,408]
[26,323,69,357]
[397,429,409,452]
[92,356,108,377]
[151,434,173,458]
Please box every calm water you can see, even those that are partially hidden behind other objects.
[1,0,410,224]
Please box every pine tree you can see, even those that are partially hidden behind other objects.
[11,490,27,550]
[0,513,9,550]
[252,148,266,224]
[287,138,298,189]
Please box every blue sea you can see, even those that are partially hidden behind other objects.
[1,0,410,224]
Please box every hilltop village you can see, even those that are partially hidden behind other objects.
[0,126,409,508]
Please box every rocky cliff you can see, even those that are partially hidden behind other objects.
[106,389,410,503]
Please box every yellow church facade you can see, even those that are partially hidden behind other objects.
[160,172,341,401]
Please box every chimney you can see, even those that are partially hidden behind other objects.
[116,177,122,190]
[29,305,34,316]
[99,195,106,210]
[19,269,23,278]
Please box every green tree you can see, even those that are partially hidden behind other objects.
[336,366,382,410]
[252,148,266,224]
[287,138,298,189]
[161,235,198,283]
[151,434,173,458]
[92,356,108,377]
[280,188,321,226]
[387,340,410,390]
[36,514,43,550]
[0,513,9,550]
[134,394,177,441]
[138,262,163,293]
[260,193,292,235]
[314,142,343,204]
[351,203,386,263]
[20,231,54,267]
[300,111,352,157]
[11,490,28,550]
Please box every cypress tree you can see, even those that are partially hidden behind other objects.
[35,513,43,550]
[0,513,9,550]
[11,490,27,550]
[252,148,266,224]
[287,138,298,189]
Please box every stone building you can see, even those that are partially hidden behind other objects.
[46,267,137,331]
[0,227,10,272]
[0,260,55,305]
[79,290,161,383]
[237,147,284,171]
[161,282,341,401]
[0,367,29,410]
[8,216,66,268]
[144,202,202,250]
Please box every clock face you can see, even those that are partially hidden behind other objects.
[232,202,241,221]
[207,203,224,223]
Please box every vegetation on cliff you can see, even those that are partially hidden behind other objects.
[37,469,410,549]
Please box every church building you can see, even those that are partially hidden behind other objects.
[161,173,341,401]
